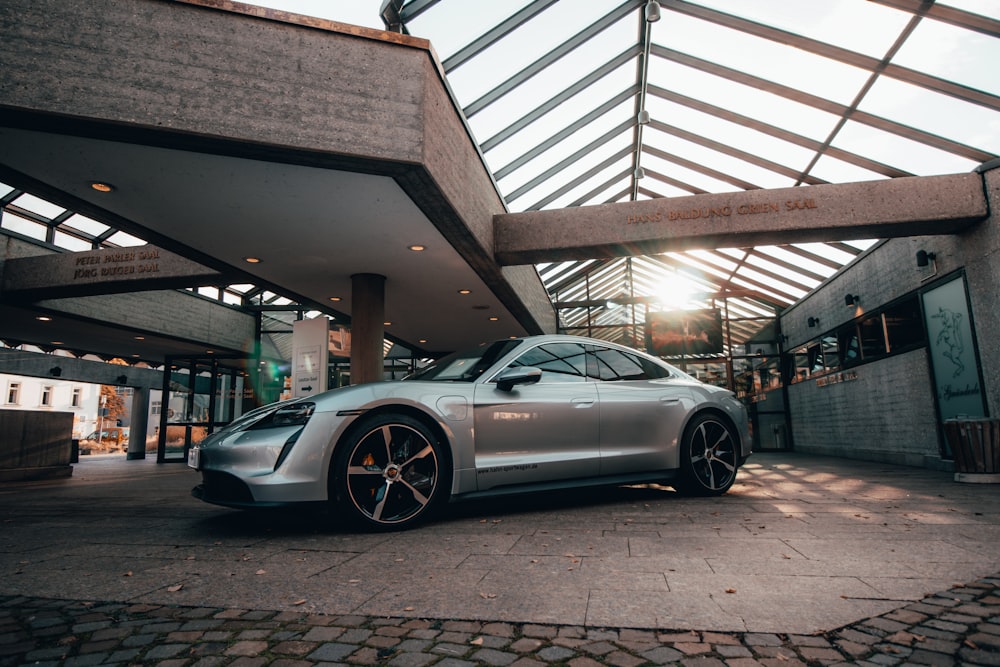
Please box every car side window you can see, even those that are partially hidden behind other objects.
[506,342,588,382]
[588,346,673,381]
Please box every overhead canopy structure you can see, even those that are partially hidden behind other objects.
[1,0,997,367]
[384,0,998,347]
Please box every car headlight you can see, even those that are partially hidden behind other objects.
[240,402,316,470]
[247,402,315,430]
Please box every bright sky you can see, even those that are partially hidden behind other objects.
[249,0,384,28]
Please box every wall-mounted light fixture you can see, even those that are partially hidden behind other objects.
[916,249,939,282]
[844,294,860,307]
[645,0,662,22]
[115,375,128,385]
[807,316,820,328]
[49,366,62,377]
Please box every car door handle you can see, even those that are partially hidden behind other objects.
[571,398,595,408]
[660,397,681,405]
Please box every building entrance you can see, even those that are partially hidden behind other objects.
[156,355,254,463]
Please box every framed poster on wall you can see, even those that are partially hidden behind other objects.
[921,276,986,421]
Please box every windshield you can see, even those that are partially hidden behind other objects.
[405,339,522,382]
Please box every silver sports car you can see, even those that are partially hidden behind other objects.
[190,334,751,530]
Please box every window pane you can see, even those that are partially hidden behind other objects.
[858,316,886,360]
[511,342,587,381]
[884,297,924,352]
[590,347,648,381]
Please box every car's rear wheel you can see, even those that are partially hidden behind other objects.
[332,413,448,530]
[674,413,739,496]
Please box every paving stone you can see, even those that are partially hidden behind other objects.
[470,648,518,665]
[537,645,576,662]
[306,641,356,662]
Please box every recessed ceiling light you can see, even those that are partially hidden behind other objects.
[51,341,64,345]
[89,181,115,193]
[488,316,499,321]
[419,339,427,344]
[329,296,342,302]
[206,350,214,354]
[134,336,145,341]
[383,321,392,326]
[244,256,261,264]
[458,289,471,295]
[408,244,426,252]
[35,315,52,322]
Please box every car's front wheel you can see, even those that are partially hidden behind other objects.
[332,413,448,530]
[674,413,739,496]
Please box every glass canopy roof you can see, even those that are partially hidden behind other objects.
[383,0,999,349]
[2,0,997,359]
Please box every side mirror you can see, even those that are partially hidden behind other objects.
[495,366,542,392]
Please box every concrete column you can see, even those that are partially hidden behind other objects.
[126,385,149,460]
[350,273,386,385]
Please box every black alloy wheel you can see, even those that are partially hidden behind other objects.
[333,413,447,530]
[675,413,739,496]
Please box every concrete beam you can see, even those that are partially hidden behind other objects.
[494,173,989,265]
[2,245,223,299]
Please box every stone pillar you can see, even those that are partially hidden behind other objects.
[351,273,386,385]
[126,385,150,460]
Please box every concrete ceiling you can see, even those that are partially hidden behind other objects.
[0,127,529,360]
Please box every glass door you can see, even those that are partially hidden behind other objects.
[157,355,254,462]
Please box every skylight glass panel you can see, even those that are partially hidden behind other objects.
[645,98,819,172]
[0,183,14,199]
[1,211,47,241]
[808,155,892,185]
[442,2,633,107]
[405,0,534,63]
[834,120,984,176]
[478,63,634,168]
[537,156,635,211]
[103,231,146,247]
[860,77,1000,154]
[61,213,109,237]
[690,0,908,58]
[892,18,1000,96]
[655,12,871,106]
[641,151,739,193]
[938,0,998,14]
[753,246,838,278]
[841,239,878,253]
[10,193,65,219]
[493,98,634,194]
[742,256,816,292]
[642,127,800,190]
[792,241,860,266]
[52,230,92,252]
[647,59,843,143]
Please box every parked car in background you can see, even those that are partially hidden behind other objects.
[80,426,128,453]
[190,335,752,530]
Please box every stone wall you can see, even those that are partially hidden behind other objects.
[782,164,999,469]
[0,409,74,480]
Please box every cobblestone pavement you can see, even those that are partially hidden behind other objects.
[2,574,998,666]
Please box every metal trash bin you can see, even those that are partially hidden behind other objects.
[943,418,1000,483]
